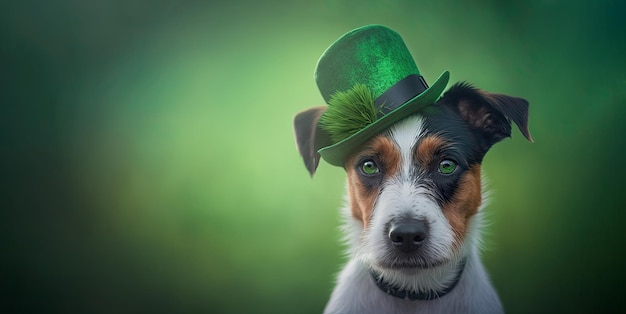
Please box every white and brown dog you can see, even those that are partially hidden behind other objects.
[294,82,532,313]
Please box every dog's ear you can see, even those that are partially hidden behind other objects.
[293,106,332,177]
[437,82,533,151]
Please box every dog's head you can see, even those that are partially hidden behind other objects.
[294,82,531,278]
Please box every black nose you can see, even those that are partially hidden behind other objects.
[388,219,428,253]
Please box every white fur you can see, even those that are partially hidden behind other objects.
[324,115,503,314]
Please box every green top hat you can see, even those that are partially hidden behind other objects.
[314,25,450,166]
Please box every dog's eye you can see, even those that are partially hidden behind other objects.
[438,159,457,175]
[360,159,380,176]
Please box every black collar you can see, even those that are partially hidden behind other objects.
[369,258,467,301]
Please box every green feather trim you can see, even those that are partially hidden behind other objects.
[319,84,380,143]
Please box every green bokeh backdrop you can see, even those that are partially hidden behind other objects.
[2,1,625,313]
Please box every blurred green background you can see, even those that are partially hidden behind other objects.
[1,0,625,313]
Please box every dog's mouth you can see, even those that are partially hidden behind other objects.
[374,236,454,271]
[376,254,450,270]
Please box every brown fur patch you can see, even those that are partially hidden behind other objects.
[441,165,482,247]
[345,135,400,228]
[415,135,447,167]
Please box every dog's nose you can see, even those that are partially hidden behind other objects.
[388,219,428,253]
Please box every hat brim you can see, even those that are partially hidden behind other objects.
[318,70,450,167]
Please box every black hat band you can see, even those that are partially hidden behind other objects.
[374,74,429,118]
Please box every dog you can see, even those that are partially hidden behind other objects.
[294,82,532,313]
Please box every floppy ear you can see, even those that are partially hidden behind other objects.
[438,82,533,151]
[293,106,332,177]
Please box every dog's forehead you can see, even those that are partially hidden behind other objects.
[344,111,481,174]
[391,111,476,155]
[421,108,474,141]
[346,108,482,169]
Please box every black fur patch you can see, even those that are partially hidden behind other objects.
[417,106,484,206]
